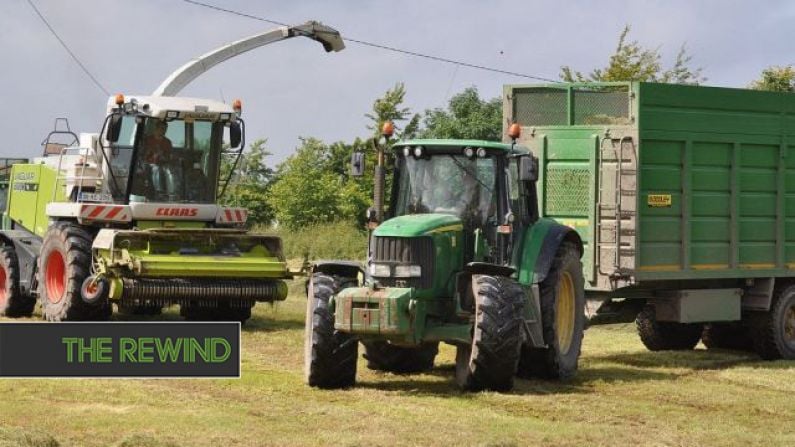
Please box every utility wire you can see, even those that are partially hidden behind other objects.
[181,0,559,83]
[26,0,110,96]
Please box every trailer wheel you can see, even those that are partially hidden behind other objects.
[748,285,795,360]
[456,275,525,391]
[38,223,108,321]
[701,322,752,351]
[305,273,358,389]
[635,305,702,351]
[363,341,438,374]
[517,241,585,380]
[0,246,35,317]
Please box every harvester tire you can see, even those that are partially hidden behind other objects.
[38,223,109,321]
[0,245,35,317]
[305,273,358,389]
[456,275,525,392]
[517,241,585,380]
[363,341,439,374]
[701,322,753,351]
[635,304,702,351]
[747,285,795,360]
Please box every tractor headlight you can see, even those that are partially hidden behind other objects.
[369,263,391,277]
[394,264,422,278]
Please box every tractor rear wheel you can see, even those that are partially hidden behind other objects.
[38,223,109,321]
[701,322,753,351]
[517,241,585,380]
[456,275,525,392]
[636,305,702,351]
[305,273,358,389]
[0,245,35,317]
[747,285,795,360]
[363,341,438,374]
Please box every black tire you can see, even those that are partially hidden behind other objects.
[38,223,109,321]
[517,242,585,380]
[363,341,439,374]
[305,273,358,389]
[701,322,753,351]
[0,245,35,317]
[636,304,702,351]
[80,276,109,306]
[181,302,251,324]
[748,285,795,360]
[456,275,525,392]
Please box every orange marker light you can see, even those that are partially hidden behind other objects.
[382,121,395,138]
[508,123,521,140]
[232,99,242,112]
[115,94,125,105]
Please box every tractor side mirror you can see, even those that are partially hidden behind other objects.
[229,122,242,149]
[518,154,538,182]
[107,114,123,143]
[351,151,365,177]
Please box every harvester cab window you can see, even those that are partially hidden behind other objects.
[126,117,221,204]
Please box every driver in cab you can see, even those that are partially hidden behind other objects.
[142,120,172,163]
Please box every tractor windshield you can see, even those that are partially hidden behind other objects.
[393,154,496,227]
[109,116,223,203]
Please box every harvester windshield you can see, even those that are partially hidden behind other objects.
[393,154,496,227]
[109,116,222,203]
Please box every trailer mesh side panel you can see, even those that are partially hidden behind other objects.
[573,87,631,125]
[544,166,591,215]
[511,86,630,127]
[512,88,568,126]
[371,236,435,289]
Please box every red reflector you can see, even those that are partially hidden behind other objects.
[497,225,512,234]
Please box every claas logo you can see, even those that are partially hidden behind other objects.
[155,207,199,217]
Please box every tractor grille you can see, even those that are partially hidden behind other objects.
[371,236,435,289]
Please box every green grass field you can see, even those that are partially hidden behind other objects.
[0,280,793,447]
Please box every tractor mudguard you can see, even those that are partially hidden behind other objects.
[311,260,364,281]
[517,218,583,286]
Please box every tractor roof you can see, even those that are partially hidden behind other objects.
[106,95,235,118]
[394,139,526,154]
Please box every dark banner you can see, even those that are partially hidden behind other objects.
[0,322,240,378]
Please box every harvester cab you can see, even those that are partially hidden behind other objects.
[0,20,345,322]
[305,124,586,392]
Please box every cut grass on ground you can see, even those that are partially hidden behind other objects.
[0,280,793,446]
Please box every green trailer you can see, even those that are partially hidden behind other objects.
[504,81,795,359]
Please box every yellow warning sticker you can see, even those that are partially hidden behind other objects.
[647,194,672,207]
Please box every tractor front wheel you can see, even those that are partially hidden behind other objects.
[0,246,35,317]
[38,223,109,321]
[456,275,525,392]
[363,341,438,374]
[517,241,585,380]
[305,273,358,389]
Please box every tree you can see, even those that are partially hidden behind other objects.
[365,82,419,140]
[419,87,502,141]
[220,139,276,225]
[560,25,705,84]
[750,65,795,92]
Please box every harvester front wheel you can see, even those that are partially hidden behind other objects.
[305,273,358,389]
[748,285,795,360]
[456,275,525,392]
[363,341,439,374]
[0,246,35,317]
[635,305,702,351]
[517,241,585,380]
[38,223,109,321]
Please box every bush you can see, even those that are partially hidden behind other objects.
[256,221,367,261]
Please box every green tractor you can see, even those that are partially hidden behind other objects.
[305,124,586,391]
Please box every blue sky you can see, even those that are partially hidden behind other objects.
[1,0,793,161]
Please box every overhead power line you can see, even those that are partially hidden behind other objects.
[26,0,110,96]
[181,0,559,83]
